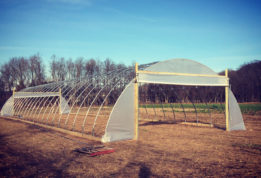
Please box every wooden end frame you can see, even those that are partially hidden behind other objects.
[59,88,62,115]
[12,88,16,96]
[12,88,16,116]
[12,90,61,117]
[137,70,227,78]
[225,69,230,131]
[13,91,60,94]
[134,63,139,140]
[136,67,230,132]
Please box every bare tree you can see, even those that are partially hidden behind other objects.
[0,63,13,92]
[0,71,11,109]
[29,54,45,86]
[9,57,29,90]
[75,57,84,79]
[104,58,115,73]
[66,58,75,80]
[85,59,100,77]
[57,57,66,81]
[50,55,57,81]
[231,60,261,102]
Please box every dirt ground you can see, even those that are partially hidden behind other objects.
[0,114,261,177]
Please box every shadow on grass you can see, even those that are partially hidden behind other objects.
[139,121,177,126]
[139,163,151,178]
[0,133,80,177]
[232,143,261,152]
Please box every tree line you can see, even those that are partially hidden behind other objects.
[227,60,261,102]
[0,54,260,109]
[0,54,132,108]
[140,60,261,104]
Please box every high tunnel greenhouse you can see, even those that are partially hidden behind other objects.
[0,58,246,142]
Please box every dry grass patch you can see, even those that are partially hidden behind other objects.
[0,114,261,177]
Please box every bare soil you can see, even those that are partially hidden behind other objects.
[0,114,261,177]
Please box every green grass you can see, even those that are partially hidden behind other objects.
[139,103,261,114]
[239,103,261,114]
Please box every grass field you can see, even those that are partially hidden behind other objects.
[0,113,261,177]
[140,102,261,114]
[0,102,260,176]
[6,102,261,139]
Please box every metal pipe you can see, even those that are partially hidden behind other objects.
[81,68,132,133]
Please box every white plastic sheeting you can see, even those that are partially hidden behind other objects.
[138,59,228,86]
[1,92,70,116]
[103,58,245,142]
[1,97,14,116]
[102,81,135,142]
[60,96,71,114]
[139,58,244,131]
[228,89,246,130]
[141,58,217,74]
[138,73,227,86]
[14,92,60,98]
[0,67,135,138]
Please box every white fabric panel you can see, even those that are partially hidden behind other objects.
[61,97,70,114]
[138,58,227,86]
[102,81,135,142]
[1,92,70,115]
[102,58,245,143]
[138,73,227,86]
[228,89,246,130]
[145,58,217,74]
[14,92,59,98]
[0,97,14,116]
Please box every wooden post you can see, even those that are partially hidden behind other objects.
[134,63,139,140]
[59,88,62,114]
[12,87,16,96]
[225,69,229,131]
[12,87,16,116]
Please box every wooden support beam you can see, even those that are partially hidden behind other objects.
[12,87,16,96]
[59,88,62,114]
[12,88,16,116]
[138,70,227,78]
[14,91,60,94]
[134,63,139,140]
[0,116,101,142]
[225,69,230,131]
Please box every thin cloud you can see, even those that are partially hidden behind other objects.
[46,0,93,6]
[103,7,159,23]
[0,46,29,50]
[0,46,52,51]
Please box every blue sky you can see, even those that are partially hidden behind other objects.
[0,0,261,72]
